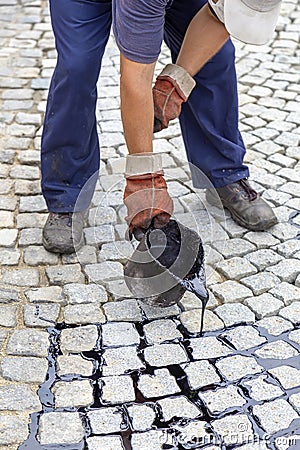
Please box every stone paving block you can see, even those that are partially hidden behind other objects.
[143,343,188,367]
[0,329,8,351]
[23,245,59,265]
[46,264,85,285]
[0,384,41,412]
[0,305,17,327]
[0,211,14,227]
[243,374,284,402]
[179,289,218,310]
[105,279,133,300]
[0,248,20,266]
[0,175,13,194]
[199,385,246,415]
[215,303,255,327]
[103,299,142,322]
[15,180,41,197]
[255,340,298,360]
[18,228,43,246]
[244,293,284,319]
[0,288,18,304]
[157,395,201,421]
[0,267,40,287]
[0,357,48,383]
[24,303,60,327]
[244,231,280,248]
[210,280,253,303]
[25,286,64,304]
[182,360,221,389]
[38,412,85,445]
[221,325,266,351]
[137,368,180,399]
[267,258,300,283]
[204,247,223,267]
[189,336,232,360]
[63,283,107,304]
[175,419,215,448]
[98,240,134,262]
[127,403,156,431]
[270,282,300,306]
[241,272,280,295]
[84,224,115,246]
[256,316,293,336]
[62,244,98,265]
[57,355,94,377]
[64,303,105,325]
[180,309,224,333]
[0,415,29,446]
[245,249,283,270]
[87,406,124,434]
[212,238,256,258]
[206,268,223,287]
[52,379,94,408]
[86,435,125,450]
[253,399,298,435]
[139,301,180,319]
[6,329,49,357]
[10,165,39,179]
[216,257,257,280]
[268,365,300,390]
[220,218,247,239]
[270,222,299,241]
[131,430,170,450]
[262,188,292,206]
[0,196,17,212]
[100,375,135,404]
[60,325,98,354]
[289,393,300,414]
[288,329,300,346]
[102,346,144,376]
[19,195,46,212]
[211,414,254,446]
[143,319,182,344]
[85,261,124,284]
[102,322,140,347]
[216,355,264,381]
[279,302,300,325]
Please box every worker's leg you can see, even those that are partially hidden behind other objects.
[164,0,249,188]
[41,0,112,212]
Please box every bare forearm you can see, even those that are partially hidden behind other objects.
[176,4,229,77]
[120,54,155,154]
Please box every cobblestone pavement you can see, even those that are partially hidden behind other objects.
[0,0,300,449]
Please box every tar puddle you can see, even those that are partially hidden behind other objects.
[19,314,300,450]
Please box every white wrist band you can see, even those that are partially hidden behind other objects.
[125,153,163,177]
[158,64,196,98]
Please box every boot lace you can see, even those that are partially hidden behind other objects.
[238,179,258,202]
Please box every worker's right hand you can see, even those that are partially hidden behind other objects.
[123,153,173,239]
[153,64,196,133]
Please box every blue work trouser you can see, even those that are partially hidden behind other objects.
[41,0,249,212]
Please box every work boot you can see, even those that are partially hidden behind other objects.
[206,179,278,231]
[42,211,86,254]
